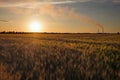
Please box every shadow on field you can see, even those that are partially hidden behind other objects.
[0,45,83,80]
[0,45,120,80]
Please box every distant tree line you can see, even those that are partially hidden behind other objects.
[0,31,27,34]
[0,31,120,34]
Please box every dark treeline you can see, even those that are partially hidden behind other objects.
[0,31,92,34]
[0,31,119,35]
[0,31,26,34]
[0,31,50,34]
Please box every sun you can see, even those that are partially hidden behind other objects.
[30,21,42,32]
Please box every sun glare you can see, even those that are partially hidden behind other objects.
[30,21,42,32]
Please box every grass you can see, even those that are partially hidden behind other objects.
[0,33,120,80]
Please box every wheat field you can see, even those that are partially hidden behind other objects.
[0,33,120,80]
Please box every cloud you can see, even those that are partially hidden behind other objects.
[0,0,93,8]
[0,1,75,8]
[0,0,119,8]
[112,0,120,3]
[91,0,120,3]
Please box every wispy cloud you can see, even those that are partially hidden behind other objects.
[91,0,120,3]
[112,0,120,3]
[0,0,119,8]
[0,1,75,8]
[0,0,93,8]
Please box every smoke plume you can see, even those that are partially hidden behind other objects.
[69,11,104,33]
[0,20,9,22]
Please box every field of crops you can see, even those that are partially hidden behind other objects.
[0,33,120,80]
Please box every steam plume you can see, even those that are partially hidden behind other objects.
[0,20,9,22]
[69,11,104,33]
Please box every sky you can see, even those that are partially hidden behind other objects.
[0,0,120,33]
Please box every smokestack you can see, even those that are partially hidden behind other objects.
[98,28,99,33]
[96,24,104,33]
[102,27,104,33]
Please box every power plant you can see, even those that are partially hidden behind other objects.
[98,27,104,33]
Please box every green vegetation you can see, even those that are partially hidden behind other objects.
[0,33,120,80]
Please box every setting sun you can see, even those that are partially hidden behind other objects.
[30,21,42,32]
